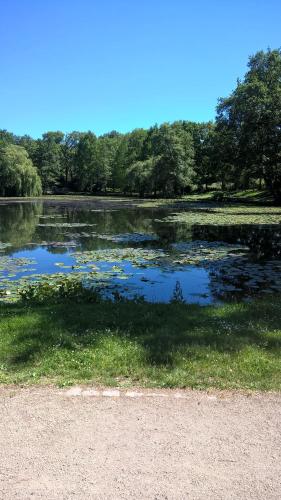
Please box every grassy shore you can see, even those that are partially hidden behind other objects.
[138,189,274,208]
[0,189,274,207]
[0,298,280,390]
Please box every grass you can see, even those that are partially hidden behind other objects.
[228,189,272,202]
[0,189,274,206]
[0,298,280,390]
[139,190,274,208]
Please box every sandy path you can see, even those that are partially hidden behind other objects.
[0,387,280,499]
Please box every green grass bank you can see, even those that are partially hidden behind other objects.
[0,298,280,390]
[0,189,274,206]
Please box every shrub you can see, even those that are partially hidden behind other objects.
[212,191,229,202]
[19,278,100,304]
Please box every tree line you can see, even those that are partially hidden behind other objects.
[1,48,281,201]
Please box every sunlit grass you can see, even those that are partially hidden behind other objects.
[0,298,280,390]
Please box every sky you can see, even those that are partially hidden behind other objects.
[0,0,280,138]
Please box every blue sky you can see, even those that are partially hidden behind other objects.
[1,0,280,138]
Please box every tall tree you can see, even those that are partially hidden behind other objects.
[126,157,158,196]
[149,124,194,196]
[0,144,42,196]
[216,49,281,200]
[111,136,128,191]
[37,132,64,192]
[74,132,97,191]
[62,132,83,186]
[0,129,17,146]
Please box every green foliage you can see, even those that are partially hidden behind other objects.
[111,136,128,190]
[74,132,97,191]
[0,129,17,145]
[153,124,195,196]
[126,157,157,196]
[125,124,195,196]
[212,191,229,202]
[19,278,100,304]
[62,131,83,185]
[0,144,42,196]
[37,132,64,192]
[216,48,281,201]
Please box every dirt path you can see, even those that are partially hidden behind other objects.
[0,387,280,499]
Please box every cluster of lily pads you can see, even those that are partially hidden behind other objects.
[209,256,281,299]
[72,247,167,267]
[0,265,133,302]
[37,222,97,228]
[156,206,281,225]
[39,240,78,248]
[0,252,38,300]
[65,231,96,239]
[96,232,159,243]
[71,241,248,268]
[91,208,120,212]
[0,255,36,280]
[0,242,12,251]
[171,241,248,265]
[38,214,67,219]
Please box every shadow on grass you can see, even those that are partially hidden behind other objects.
[1,298,280,370]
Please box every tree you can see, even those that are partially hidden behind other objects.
[0,144,42,196]
[216,49,281,200]
[94,136,114,192]
[126,157,158,196]
[111,136,128,191]
[17,135,39,166]
[0,129,17,146]
[37,132,64,192]
[74,132,97,191]
[62,132,83,186]
[186,122,216,190]
[150,124,195,196]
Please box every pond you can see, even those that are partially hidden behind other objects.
[0,198,281,304]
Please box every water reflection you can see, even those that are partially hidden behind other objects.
[0,202,43,249]
[192,224,281,259]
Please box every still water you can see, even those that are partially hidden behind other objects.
[0,199,281,304]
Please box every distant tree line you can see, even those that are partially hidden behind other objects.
[0,48,281,201]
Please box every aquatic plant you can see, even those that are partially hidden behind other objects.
[0,242,12,252]
[72,247,167,266]
[0,255,36,279]
[171,241,247,265]
[170,280,185,303]
[97,232,159,243]
[209,257,281,299]
[37,222,97,228]
[19,277,101,304]
[157,206,281,225]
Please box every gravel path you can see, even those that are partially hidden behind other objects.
[0,387,280,499]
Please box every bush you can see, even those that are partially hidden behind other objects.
[212,191,229,202]
[19,278,101,304]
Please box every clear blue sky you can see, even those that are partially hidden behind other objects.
[1,0,280,138]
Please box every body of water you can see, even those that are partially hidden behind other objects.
[0,199,281,304]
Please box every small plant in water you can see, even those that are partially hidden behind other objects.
[170,280,185,303]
